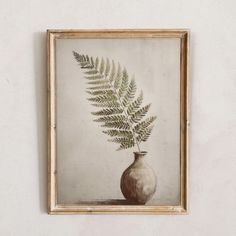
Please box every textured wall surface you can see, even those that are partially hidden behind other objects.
[0,0,236,235]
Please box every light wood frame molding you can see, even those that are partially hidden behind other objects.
[47,29,190,215]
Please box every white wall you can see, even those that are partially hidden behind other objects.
[0,0,236,235]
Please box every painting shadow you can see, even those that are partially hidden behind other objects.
[33,31,47,213]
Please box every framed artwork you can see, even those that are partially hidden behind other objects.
[47,29,190,214]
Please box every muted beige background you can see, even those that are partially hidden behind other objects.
[1,0,236,235]
[56,38,180,204]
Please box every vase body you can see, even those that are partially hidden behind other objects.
[120,151,157,204]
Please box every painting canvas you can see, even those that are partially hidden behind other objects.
[47,30,189,214]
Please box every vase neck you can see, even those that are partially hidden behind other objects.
[134,151,147,160]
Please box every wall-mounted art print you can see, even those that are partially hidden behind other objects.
[47,29,190,214]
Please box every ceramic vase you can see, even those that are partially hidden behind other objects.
[120,151,157,204]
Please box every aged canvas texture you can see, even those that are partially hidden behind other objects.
[56,38,180,205]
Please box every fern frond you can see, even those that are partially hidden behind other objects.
[91,101,120,108]
[111,136,135,150]
[90,57,94,67]
[84,75,104,80]
[118,68,129,98]
[136,125,154,142]
[95,57,99,69]
[114,63,122,90]
[130,104,151,123]
[117,141,135,151]
[87,79,109,85]
[109,60,116,82]
[127,91,143,115]
[101,121,130,130]
[103,129,132,137]
[94,115,126,123]
[91,108,123,116]
[88,94,117,103]
[122,77,136,107]
[108,137,134,144]
[73,52,157,151]
[105,58,110,76]
[73,51,82,62]
[99,58,105,74]
[134,116,157,134]
[81,62,92,69]
[87,85,111,90]
[84,69,98,75]
[87,90,114,96]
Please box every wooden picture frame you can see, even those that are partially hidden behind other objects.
[47,29,190,214]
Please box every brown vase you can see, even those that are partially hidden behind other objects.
[120,151,157,204]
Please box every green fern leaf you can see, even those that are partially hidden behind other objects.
[117,141,135,150]
[90,57,94,67]
[87,84,111,90]
[95,57,99,69]
[130,104,151,123]
[80,61,90,68]
[101,121,130,130]
[103,129,132,137]
[91,108,123,116]
[108,137,134,145]
[118,68,129,98]
[91,101,120,108]
[94,115,126,123]
[84,75,104,80]
[105,58,110,76]
[87,90,114,96]
[134,116,157,134]
[99,58,105,74]
[136,125,154,142]
[73,52,157,151]
[84,70,98,75]
[87,79,109,85]
[127,91,143,115]
[88,94,117,103]
[114,63,122,90]
[109,137,135,151]
[122,77,136,107]
[109,60,116,82]
[73,51,81,62]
